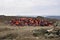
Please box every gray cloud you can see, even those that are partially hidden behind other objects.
[33,0,60,16]
[0,0,32,16]
[0,0,60,16]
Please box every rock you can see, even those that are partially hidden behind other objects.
[35,37,39,39]
[44,33,54,38]
[54,35,59,38]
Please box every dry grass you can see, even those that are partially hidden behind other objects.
[0,24,60,40]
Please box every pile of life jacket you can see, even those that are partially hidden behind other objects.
[9,17,53,26]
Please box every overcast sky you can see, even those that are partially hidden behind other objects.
[0,0,60,16]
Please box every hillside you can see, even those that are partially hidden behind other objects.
[46,16,60,20]
[0,15,58,23]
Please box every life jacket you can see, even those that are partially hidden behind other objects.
[15,21,19,25]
